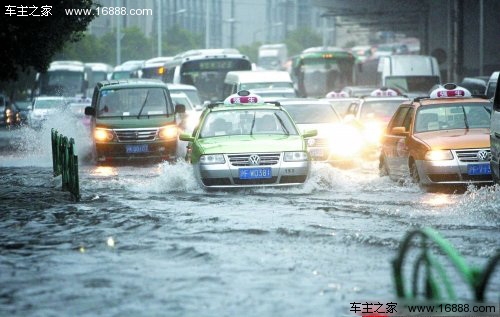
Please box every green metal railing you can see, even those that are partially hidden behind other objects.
[392,227,499,301]
[51,129,80,201]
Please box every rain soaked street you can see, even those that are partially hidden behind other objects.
[0,120,499,317]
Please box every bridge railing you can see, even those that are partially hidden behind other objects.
[51,129,80,201]
[392,227,499,302]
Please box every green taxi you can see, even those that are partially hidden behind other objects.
[179,91,317,189]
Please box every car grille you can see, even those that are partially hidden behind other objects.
[312,138,329,147]
[233,177,278,185]
[115,129,158,142]
[454,149,491,162]
[228,153,280,166]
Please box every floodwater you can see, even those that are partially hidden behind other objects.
[0,116,499,317]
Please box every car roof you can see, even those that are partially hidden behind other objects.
[275,98,333,106]
[415,96,491,108]
[360,96,410,102]
[97,79,168,89]
[225,70,292,83]
[207,102,284,113]
[166,83,198,90]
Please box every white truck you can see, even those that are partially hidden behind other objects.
[377,55,441,98]
[257,44,288,71]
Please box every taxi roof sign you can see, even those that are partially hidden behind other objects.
[370,87,398,97]
[430,83,471,99]
[224,90,263,105]
[326,91,349,98]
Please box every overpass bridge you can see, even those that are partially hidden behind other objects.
[313,0,500,83]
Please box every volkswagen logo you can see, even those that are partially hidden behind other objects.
[248,154,261,166]
[477,150,489,161]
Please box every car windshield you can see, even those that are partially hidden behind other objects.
[282,103,341,124]
[414,102,492,132]
[97,87,171,117]
[325,99,355,117]
[34,99,66,109]
[199,109,298,138]
[359,99,404,120]
[170,89,201,106]
[385,76,441,93]
[171,94,195,111]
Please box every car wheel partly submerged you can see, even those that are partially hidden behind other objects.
[410,162,419,183]
[379,157,389,177]
[410,161,431,191]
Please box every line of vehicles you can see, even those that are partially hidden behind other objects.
[6,46,500,192]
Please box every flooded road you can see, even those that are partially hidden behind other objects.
[0,125,499,317]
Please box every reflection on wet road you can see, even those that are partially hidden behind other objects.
[0,126,499,316]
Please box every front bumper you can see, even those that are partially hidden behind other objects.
[95,140,177,162]
[415,148,493,185]
[194,152,311,188]
[308,146,358,166]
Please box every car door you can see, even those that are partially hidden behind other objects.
[382,106,410,176]
[394,108,414,176]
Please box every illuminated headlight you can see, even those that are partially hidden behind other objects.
[6,109,11,116]
[329,124,363,156]
[425,150,453,161]
[158,125,178,139]
[200,154,225,164]
[284,151,308,161]
[94,128,115,142]
[363,121,384,144]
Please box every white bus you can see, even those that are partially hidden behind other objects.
[163,49,252,102]
[35,60,90,98]
[85,62,114,96]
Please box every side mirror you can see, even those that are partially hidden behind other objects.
[84,106,95,116]
[302,129,317,138]
[390,126,407,136]
[179,132,194,142]
[175,104,186,114]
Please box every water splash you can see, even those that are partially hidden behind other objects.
[134,160,201,193]
[0,110,93,167]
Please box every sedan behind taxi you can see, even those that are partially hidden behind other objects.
[379,83,492,189]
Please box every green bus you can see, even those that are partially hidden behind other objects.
[290,47,356,98]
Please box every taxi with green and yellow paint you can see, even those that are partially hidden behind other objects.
[179,91,317,189]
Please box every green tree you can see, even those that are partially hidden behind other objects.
[55,33,104,62]
[284,27,322,57]
[0,0,97,100]
[237,42,262,65]
[0,0,96,81]
[121,27,154,62]
[163,25,203,56]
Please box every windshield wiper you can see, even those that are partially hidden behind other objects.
[137,90,150,119]
[461,106,469,129]
[274,113,289,135]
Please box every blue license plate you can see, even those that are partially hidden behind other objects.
[239,167,272,179]
[125,144,149,154]
[467,163,491,175]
